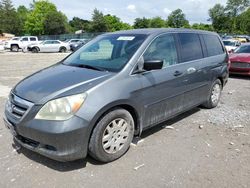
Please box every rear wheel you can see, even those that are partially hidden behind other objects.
[202,79,222,109]
[11,45,19,52]
[59,46,67,53]
[89,108,134,162]
[31,47,38,53]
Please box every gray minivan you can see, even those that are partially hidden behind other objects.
[4,29,229,162]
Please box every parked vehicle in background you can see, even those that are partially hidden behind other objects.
[4,36,38,52]
[229,43,250,76]
[0,44,4,51]
[223,39,241,53]
[70,39,89,51]
[234,35,250,43]
[66,39,88,45]
[27,40,70,53]
[4,29,229,162]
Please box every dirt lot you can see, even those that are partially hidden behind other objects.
[0,52,249,188]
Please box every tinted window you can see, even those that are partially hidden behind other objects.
[52,41,60,44]
[203,35,224,56]
[143,34,178,68]
[44,41,53,44]
[22,37,28,41]
[178,33,203,62]
[30,37,36,41]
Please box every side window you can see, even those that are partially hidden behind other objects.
[44,41,53,44]
[53,41,60,44]
[203,34,224,56]
[22,37,29,41]
[30,37,37,41]
[178,33,203,62]
[143,34,178,68]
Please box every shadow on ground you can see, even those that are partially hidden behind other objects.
[12,107,201,172]
[229,75,250,81]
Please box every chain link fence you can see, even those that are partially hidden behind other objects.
[37,33,104,41]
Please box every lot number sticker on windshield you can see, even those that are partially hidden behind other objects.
[117,36,135,41]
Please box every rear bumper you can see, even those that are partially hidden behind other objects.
[4,114,91,162]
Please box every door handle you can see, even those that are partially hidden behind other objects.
[187,67,196,74]
[174,71,183,77]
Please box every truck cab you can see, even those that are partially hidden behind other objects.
[4,36,39,52]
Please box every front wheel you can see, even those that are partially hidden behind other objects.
[202,79,222,109]
[11,45,19,52]
[89,108,134,162]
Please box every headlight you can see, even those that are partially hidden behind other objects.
[35,93,87,120]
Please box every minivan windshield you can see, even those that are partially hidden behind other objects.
[63,34,147,72]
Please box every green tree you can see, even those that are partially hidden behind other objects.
[17,5,29,35]
[90,8,108,32]
[69,17,91,32]
[192,23,214,31]
[236,8,250,34]
[208,4,232,33]
[226,0,250,16]
[225,0,250,32]
[43,11,68,35]
[0,0,20,34]
[167,9,190,28]
[24,0,57,35]
[133,17,150,28]
[150,17,166,28]
[104,14,132,31]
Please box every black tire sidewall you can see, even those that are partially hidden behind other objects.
[89,108,134,162]
[59,47,66,53]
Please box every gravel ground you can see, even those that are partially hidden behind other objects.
[0,52,249,188]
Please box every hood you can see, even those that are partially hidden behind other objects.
[13,64,113,104]
[229,53,250,63]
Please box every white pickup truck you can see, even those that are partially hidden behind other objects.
[4,36,39,52]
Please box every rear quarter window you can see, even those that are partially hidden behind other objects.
[203,34,224,56]
[178,33,203,62]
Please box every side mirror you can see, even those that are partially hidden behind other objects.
[134,56,163,74]
[143,60,163,71]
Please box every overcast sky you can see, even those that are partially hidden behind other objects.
[12,0,227,24]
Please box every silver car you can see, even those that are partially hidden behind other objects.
[28,40,70,53]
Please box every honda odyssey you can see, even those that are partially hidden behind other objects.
[4,29,229,162]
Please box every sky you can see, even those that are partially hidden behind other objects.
[12,0,228,24]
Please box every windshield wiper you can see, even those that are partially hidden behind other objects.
[71,64,107,72]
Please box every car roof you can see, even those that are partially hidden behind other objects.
[109,28,217,36]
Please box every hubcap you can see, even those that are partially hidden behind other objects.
[102,118,129,154]
[211,83,221,104]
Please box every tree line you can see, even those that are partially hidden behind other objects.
[0,0,249,36]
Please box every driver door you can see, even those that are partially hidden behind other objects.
[139,34,188,128]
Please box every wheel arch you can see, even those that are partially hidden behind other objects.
[88,101,141,144]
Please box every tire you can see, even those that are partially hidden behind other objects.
[59,47,67,53]
[89,108,134,162]
[202,79,222,109]
[11,45,19,52]
[31,47,38,53]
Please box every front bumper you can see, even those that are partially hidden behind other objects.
[4,112,91,162]
[229,67,250,76]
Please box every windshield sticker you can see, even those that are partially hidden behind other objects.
[117,36,135,41]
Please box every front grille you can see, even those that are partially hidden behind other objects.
[5,93,33,124]
[10,102,27,119]
[231,62,250,68]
